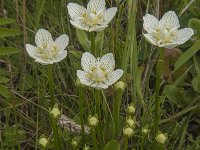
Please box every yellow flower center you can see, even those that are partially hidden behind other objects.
[81,11,104,26]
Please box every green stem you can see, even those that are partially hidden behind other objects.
[47,64,55,107]
[154,47,164,135]
[113,92,122,139]
[47,64,61,150]
[124,137,128,150]
[92,128,98,150]
[79,87,85,139]
[95,90,101,118]
[90,32,96,56]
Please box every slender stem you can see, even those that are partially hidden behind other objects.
[124,137,128,150]
[113,92,122,139]
[95,90,101,118]
[154,47,164,135]
[47,64,60,150]
[140,134,144,150]
[92,128,98,150]
[90,32,96,56]
[47,65,55,107]
[79,87,85,139]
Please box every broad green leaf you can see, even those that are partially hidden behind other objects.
[76,29,91,51]
[103,140,120,150]
[192,77,200,93]
[0,84,11,98]
[0,47,21,55]
[174,40,200,72]
[0,18,15,25]
[164,85,185,106]
[188,18,200,36]
[0,76,10,84]
[95,31,104,54]
[136,66,144,100]
[0,28,22,38]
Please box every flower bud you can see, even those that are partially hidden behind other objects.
[126,103,135,115]
[38,135,49,148]
[71,139,78,147]
[88,115,99,127]
[141,127,149,135]
[155,132,167,144]
[49,104,61,119]
[126,117,135,128]
[114,81,126,92]
[83,144,90,150]
[123,126,134,137]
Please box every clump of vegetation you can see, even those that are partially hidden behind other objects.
[0,0,200,149]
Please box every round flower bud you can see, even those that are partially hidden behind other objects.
[155,133,167,144]
[127,104,135,115]
[38,137,48,148]
[123,126,134,137]
[141,127,149,135]
[50,107,61,119]
[88,115,99,127]
[126,117,135,128]
[114,81,126,92]
[83,144,90,150]
[71,140,78,147]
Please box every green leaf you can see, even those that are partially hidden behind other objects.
[164,85,185,106]
[0,47,21,55]
[0,84,11,98]
[95,31,104,53]
[192,77,200,93]
[0,28,22,38]
[103,140,120,150]
[174,40,200,72]
[0,18,15,25]
[76,29,91,51]
[0,76,10,84]
[188,18,200,36]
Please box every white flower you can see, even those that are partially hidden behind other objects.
[143,11,194,48]
[26,29,69,64]
[67,0,117,32]
[77,52,123,89]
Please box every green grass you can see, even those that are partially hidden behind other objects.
[0,0,200,149]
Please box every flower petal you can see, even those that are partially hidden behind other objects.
[54,50,68,63]
[103,7,117,24]
[143,33,158,46]
[77,70,94,86]
[81,52,97,72]
[67,3,86,20]
[89,25,108,32]
[105,69,123,86]
[175,28,194,44]
[70,20,90,31]
[25,44,37,59]
[91,82,108,89]
[99,53,115,73]
[35,29,53,48]
[143,14,159,33]
[55,34,69,50]
[87,0,106,12]
[159,11,180,31]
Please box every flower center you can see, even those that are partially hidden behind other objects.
[36,43,59,60]
[81,10,104,26]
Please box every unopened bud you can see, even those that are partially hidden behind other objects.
[126,117,135,128]
[49,104,61,119]
[38,135,49,148]
[127,103,135,115]
[155,132,167,144]
[83,144,90,150]
[114,81,126,92]
[123,126,134,137]
[141,127,149,135]
[88,115,99,127]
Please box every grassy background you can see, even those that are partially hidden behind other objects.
[0,0,200,149]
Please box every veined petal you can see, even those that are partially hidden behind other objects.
[25,44,37,59]
[77,70,94,86]
[54,50,68,63]
[143,14,159,33]
[35,29,53,48]
[91,82,108,89]
[70,20,90,31]
[81,52,97,72]
[175,28,194,45]
[143,33,158,46]
[89,25,108,32]
[103,7,117,24]
[99,53,115,73]
[55,34,69,50]
[159,11,180,31]
[87,0,106,12]
[163,43,178,49]
[67,3,86,20]
[106,69,123,86]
